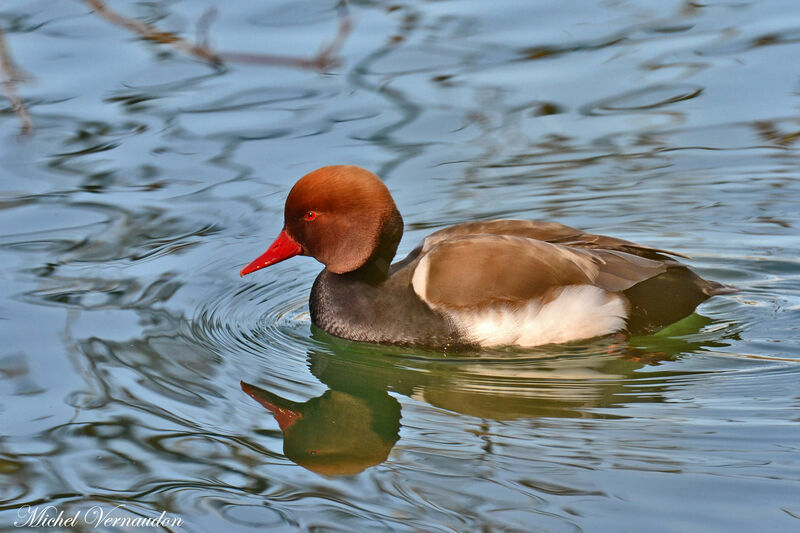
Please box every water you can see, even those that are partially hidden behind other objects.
[1,0,799,531]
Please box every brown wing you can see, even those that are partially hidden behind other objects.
[412,234,667,309]
[421,219,690,260]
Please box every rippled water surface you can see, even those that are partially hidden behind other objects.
[2,0,800,531]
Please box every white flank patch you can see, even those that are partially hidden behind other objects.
[447,285,628,347]
[411,253,430,301]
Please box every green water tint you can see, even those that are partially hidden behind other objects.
[243,314,727,475]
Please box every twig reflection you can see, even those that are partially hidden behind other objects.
[0,27,33,135]
[84,0,352,71]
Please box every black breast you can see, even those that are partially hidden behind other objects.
[309,259,462,347]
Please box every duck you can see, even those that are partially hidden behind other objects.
[240,165,734,348]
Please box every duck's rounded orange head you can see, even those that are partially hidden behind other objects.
[241,165,403,276]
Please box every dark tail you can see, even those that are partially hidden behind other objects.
[702,280,738,296]
[624,268,735,335]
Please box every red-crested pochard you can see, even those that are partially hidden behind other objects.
[240,165,733,347]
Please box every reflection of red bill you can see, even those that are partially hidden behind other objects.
[241,381,302,430]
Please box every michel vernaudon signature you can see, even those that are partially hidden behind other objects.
[14,504,183,529]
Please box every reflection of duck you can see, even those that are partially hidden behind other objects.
[243,315,722,474]
[241,382,399,476]
[305,336,659,421]
[240,166,734,347]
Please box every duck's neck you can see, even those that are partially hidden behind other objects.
[342,209,403,285]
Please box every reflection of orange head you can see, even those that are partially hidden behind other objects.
[241,381,400,476]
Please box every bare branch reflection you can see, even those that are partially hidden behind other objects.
[84,0,352,71]
[0,27,33,135]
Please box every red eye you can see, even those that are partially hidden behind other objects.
[304,211,317,221]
